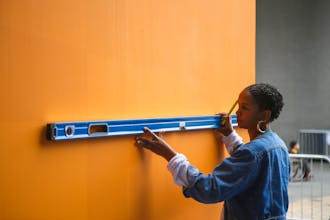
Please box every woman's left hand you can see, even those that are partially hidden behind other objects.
[135,127,177,161]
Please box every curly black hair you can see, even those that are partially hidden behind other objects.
[245,83,284,122]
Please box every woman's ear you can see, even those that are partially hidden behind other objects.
[262,110,272,122]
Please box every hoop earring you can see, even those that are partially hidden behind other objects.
[257,121,268,133]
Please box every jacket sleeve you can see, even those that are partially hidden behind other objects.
[183,147,260,204]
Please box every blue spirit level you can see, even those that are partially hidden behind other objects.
[47,115,237,141]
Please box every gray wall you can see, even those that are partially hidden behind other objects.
[256,0,330,145]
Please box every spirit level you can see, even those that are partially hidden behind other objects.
[47,115,237,141]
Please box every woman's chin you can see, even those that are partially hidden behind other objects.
[237,122,245,129]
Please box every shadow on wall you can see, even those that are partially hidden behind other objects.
[38,124,152,220]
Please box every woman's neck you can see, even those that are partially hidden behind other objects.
[248,122,270,140]
[248,129,262,141]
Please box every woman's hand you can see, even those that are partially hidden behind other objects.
[135,127,177,162]
[215,113,234,139]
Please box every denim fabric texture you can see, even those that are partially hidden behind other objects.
[183,129,290,220]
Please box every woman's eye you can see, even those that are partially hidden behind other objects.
[242,106,249,110]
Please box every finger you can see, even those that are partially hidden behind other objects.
[215,128,222,132]
[220,115,229,126]
[143,127,160,140]
[216,112,227,116]
[216,112,228,125]
[135,137,146,147]
[158,130,165,139]
[135,136,151,145]
[135,137,155,150]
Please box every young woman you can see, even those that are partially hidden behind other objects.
[135,83,290,220]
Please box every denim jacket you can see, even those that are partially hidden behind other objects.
[182,130,290,220]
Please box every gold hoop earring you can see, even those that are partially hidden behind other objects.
[257,121,268,133]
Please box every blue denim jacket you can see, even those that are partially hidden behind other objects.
[183,130,290,220]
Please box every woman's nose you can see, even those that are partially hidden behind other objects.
[236,109,240,116]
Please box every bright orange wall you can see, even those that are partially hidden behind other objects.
[0,0,255,219]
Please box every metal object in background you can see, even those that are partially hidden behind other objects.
[288,154,330,220]
[299,130,330,156]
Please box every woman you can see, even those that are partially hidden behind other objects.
[135,83,290,220]
[289,140,312,180]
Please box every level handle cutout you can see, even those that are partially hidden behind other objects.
[88,123,109,135]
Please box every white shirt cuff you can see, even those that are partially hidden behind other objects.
[222,130,243,154]
[167,153,190,187]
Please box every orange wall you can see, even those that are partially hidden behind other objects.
[0,0,255,219]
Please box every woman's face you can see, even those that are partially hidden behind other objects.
[236,89,263,130]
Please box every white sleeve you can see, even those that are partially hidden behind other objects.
[167,153,190,187]
[222,130,244,154]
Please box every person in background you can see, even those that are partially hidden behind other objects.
[289,140,312,181]
[135,83,290,220]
